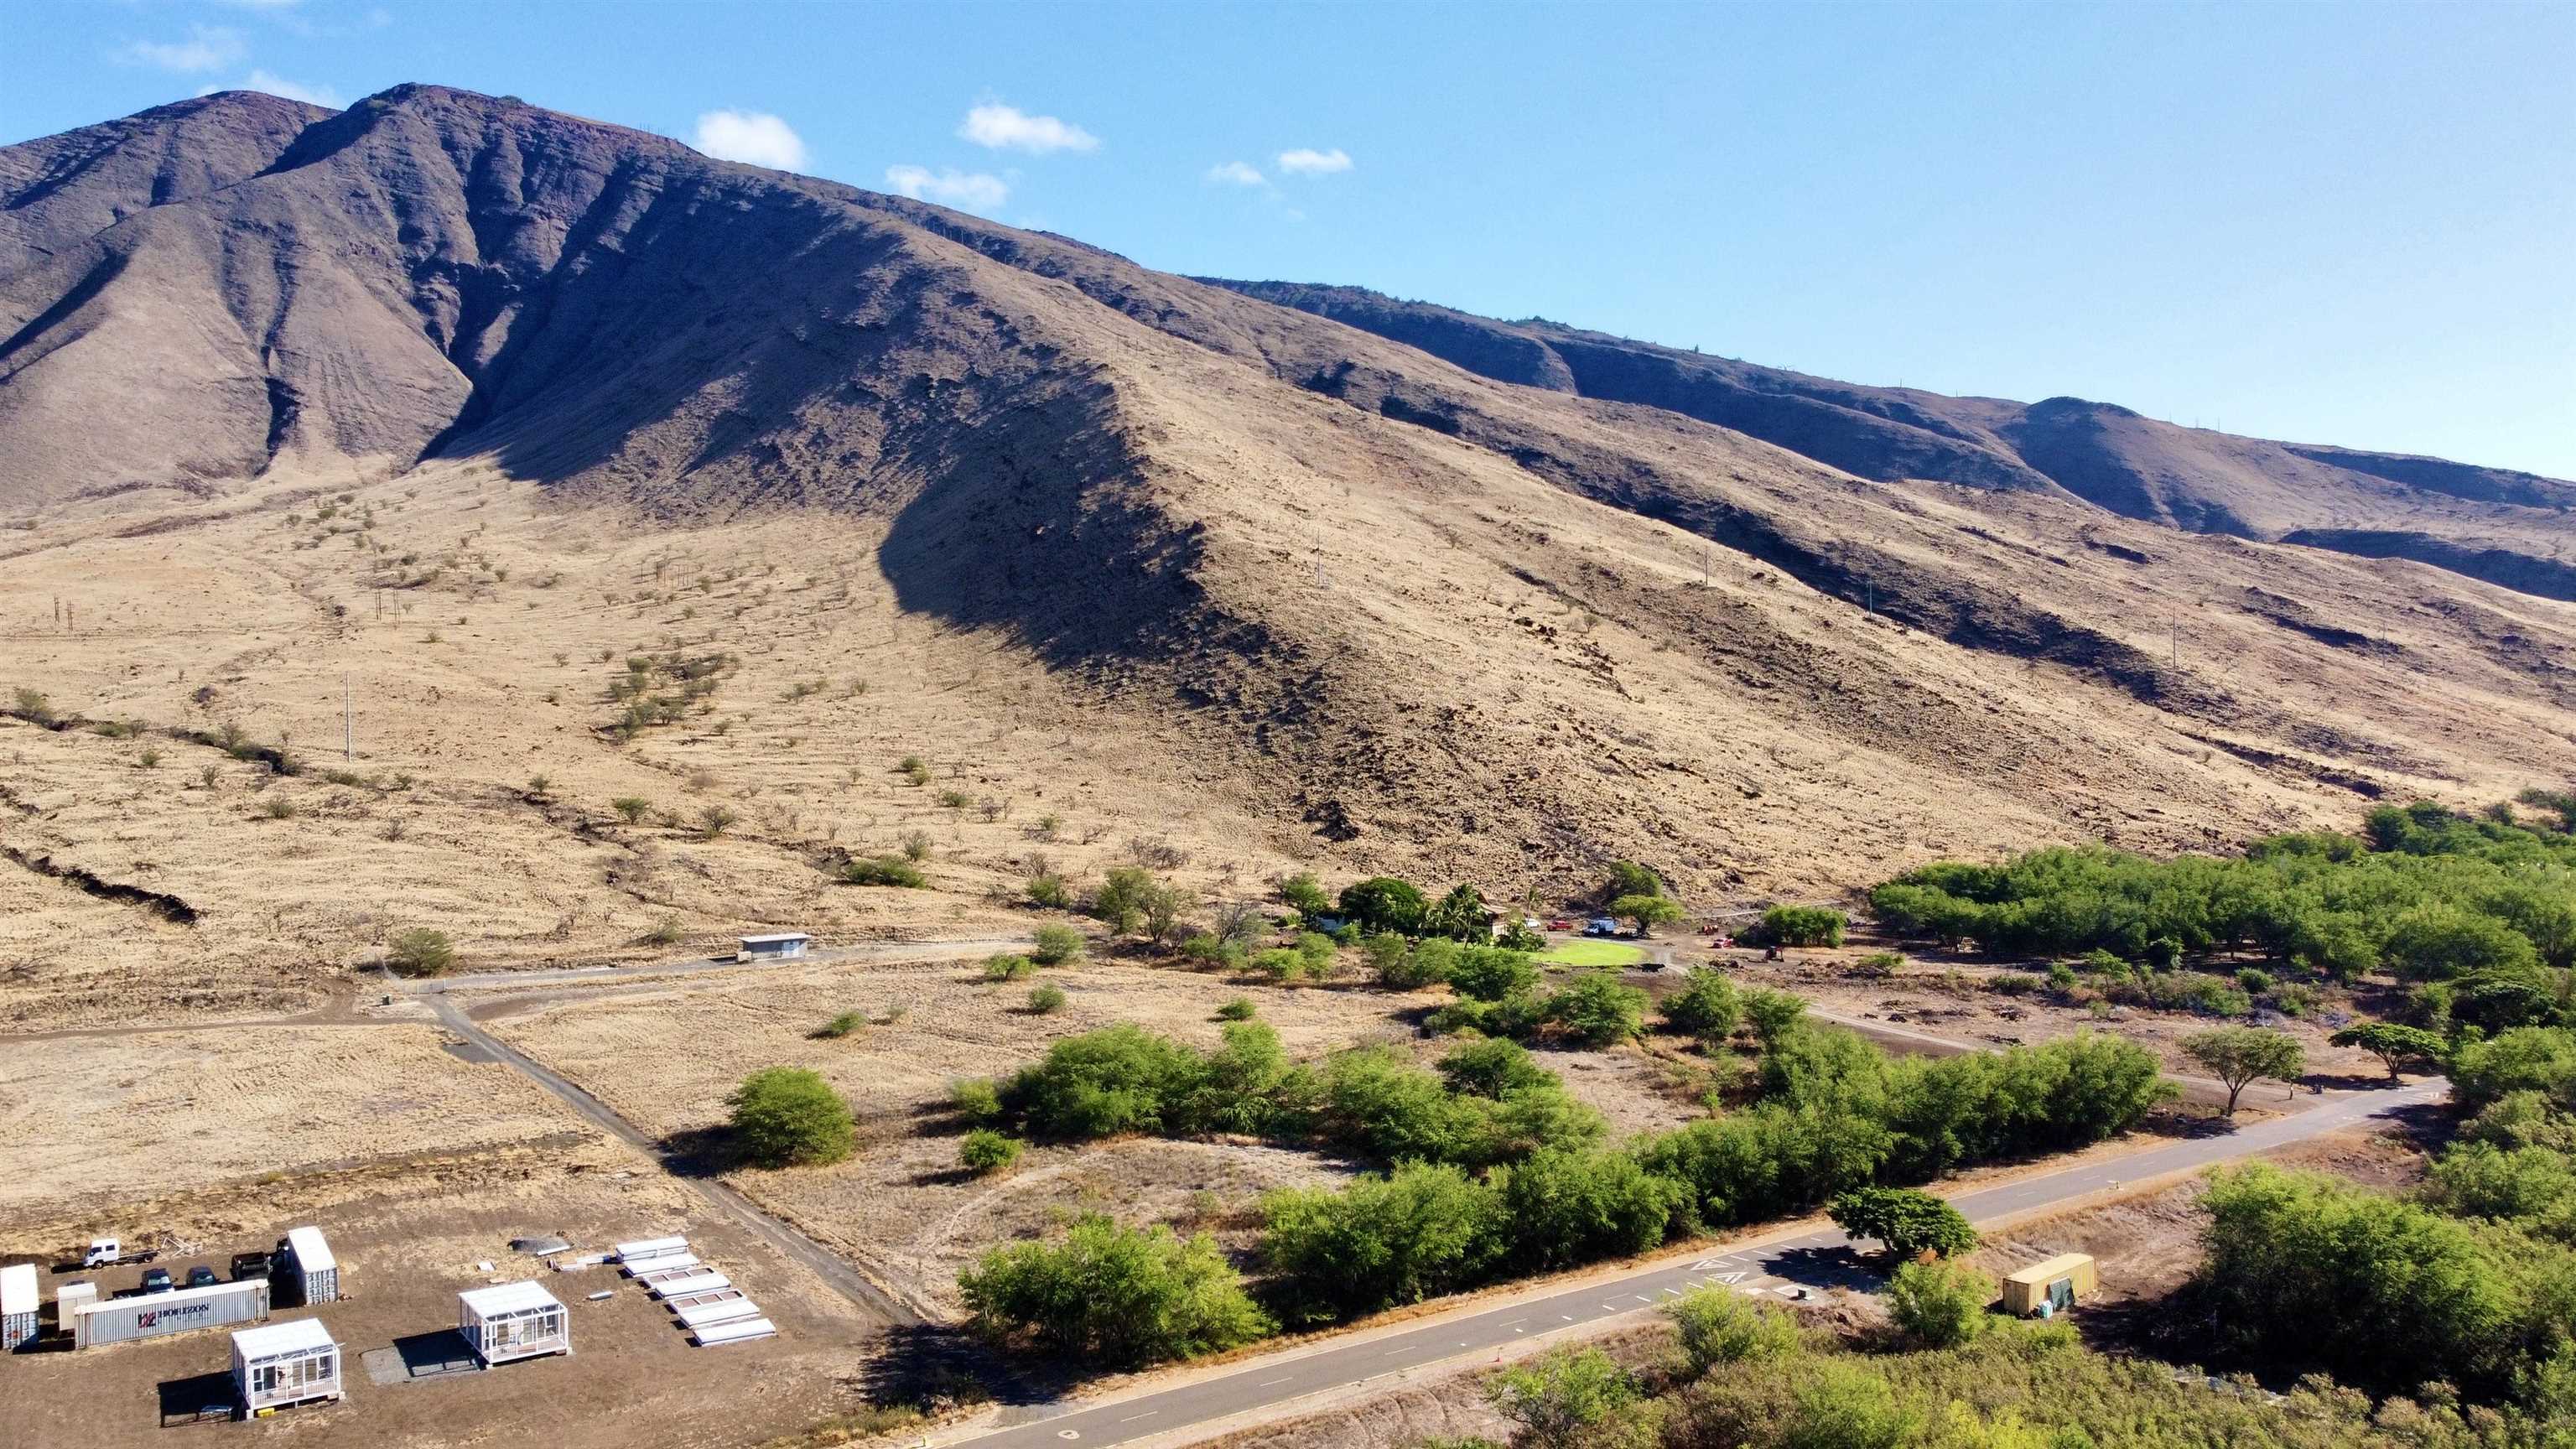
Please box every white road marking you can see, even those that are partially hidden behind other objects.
[1257,1377,1291,1387]
[1118,1411,1157,1423]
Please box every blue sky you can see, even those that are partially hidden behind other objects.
[12,1,2573,476]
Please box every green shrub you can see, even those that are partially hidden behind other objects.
[983,953,1036,981]
[1026,872,1072,909]
[1666,1286,1800,1375]
[2046,961,2078,993]
[1742,988,1809,1044]
[901,829,933,861]
[1545,973,1649,1046]
[1178,934,1242,968]
[1280,871,1332,922]
[1488,1346,1644,1449]
[1253,947,1308,983]
[1852,951,1905,976]
[1294,931,1338,969]
[385,927,455,978]
[1262,1163,1503,1321]
[1436,1037,1555,1098]
[960,1214,1271,1365]
[1987,972,2040,995]
[1664,967,1742,1041]
[1449,945,1540,1002]
[958,1129,1025,1176]
[1609,892,1685,937]
[950,1078,1003,1124]
[1031,924,1084,965]
[813,1011,867,1039]
[1027,982,1067,1015]
[1424,883,1493,942]
[1497,1147,1686,1267]
[1885,1257,1992,1348]
[2236,967,2277,996]
[1759,905,1847,948]
[1337,876,1429,936]
[729,1067,854,1167]
[1602,860,1664,904]
[1215,996,1258,1021]
[842,855,925,887]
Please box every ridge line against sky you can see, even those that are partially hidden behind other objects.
[13,0,2572,477]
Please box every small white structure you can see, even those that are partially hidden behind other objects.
[643,1270,728,1301]
[689,1315,776,1348]
[735,932,810,962]
[457,1281,569,1366]
[231,1317,341,1415]
[55,1281,96,1320]
[2,1263,38,1352]
[278,1227,339,1306]
[614,1236,690,1268]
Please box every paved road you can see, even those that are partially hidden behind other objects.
[407,936,1026,995]
[945,1078,2448,1449]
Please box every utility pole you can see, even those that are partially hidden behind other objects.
[342,673,354,761]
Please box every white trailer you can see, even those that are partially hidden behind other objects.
[277,1227,339,1305]
[2,1262,38,1351]
[457,1281,569,1366]
[231,1317,342,1415]
[735,932,810,962]
[73,1278,268,1349]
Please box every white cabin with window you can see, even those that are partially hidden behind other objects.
[458,1280,569,1365]
[231,1317,341,1415]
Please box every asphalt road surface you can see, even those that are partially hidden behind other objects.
[948,1078,2447,1448]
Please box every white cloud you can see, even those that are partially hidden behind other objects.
[693,110,809,171]
[959,101,1098,154]
[1203,160,1265,187]
[198,70,345,107]
[1275,147,1353,176]
[121,24,247,73]
[884,164,1010,213]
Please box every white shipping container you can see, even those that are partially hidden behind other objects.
[280,1227,339,1305]
[74,1278,269,1349]
[2,1262,38,1352]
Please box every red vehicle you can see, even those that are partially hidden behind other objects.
[1546,918,1573,932]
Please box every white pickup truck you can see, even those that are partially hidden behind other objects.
[80,1238,156,1270]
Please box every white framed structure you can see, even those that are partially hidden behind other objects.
[457,1281,569,1365]
[231,1318,341,1414]
[614,1237,689,1269]
[643,1270,728,1301]
[735,932,810,962]
[2,1262,37,1351]
[279,1227,339,1305]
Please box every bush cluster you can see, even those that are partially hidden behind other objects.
[1871,800,2576,989]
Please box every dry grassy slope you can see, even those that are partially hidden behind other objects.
[4,86,2576,1031]
[1206,278,2576,590]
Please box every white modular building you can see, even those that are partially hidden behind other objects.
[735,932,810,962]
[2,1262,38,1351]
[278,1227,339,1306]
[457,1281,569,1366]
[231,1317,342,1415]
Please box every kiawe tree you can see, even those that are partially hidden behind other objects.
[2183,1026,2306,1115]
[1610,892,1684,937]
[2331,1022,2448,1083]
[1828,1187,1979,1260]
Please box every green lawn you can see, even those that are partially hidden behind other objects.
[1535,939,1647,968]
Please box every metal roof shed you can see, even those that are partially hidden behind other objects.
[281,1226,339,1305]
[735,932,810,961]
[2,1262,38,1352]
[458,1281,570,1366]
[232,1317,342,1415]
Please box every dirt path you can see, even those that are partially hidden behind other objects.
[423,992,922,1327]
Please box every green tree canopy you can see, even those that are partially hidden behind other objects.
[728,1067,854,1167]
[1829,1187,1979,1259]
[959,1213,1272,1365]
[2182,1026,2306,1115]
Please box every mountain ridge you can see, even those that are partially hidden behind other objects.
[7,83,2576,899]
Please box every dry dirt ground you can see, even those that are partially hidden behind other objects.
[478,951,1708,1317]
[0,1139,881,1449]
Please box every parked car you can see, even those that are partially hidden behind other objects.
[185,1265,220,1290]
[1583,917,1622,937]
[231,1251,272,1281]
[138,1267,174,1294]
[1547,918,1573,932]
